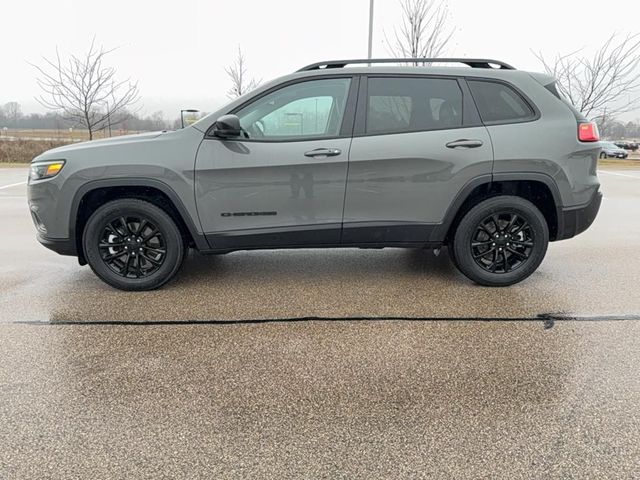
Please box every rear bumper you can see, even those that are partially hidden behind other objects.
[36,233,77,257]
[556,190,602,241]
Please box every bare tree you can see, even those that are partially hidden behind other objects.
[149,111,167,131]
[31,39,140,140]
[3,102,22,128]
[534,33,640,130]
[385,0,454,64]
[225,46,260,99]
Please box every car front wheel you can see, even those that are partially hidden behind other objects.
[83,199,185,291]
[451,196,549,286]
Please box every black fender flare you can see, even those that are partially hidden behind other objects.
[429,172,563,243]
[69,177,209,251]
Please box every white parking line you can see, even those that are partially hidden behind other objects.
[0,181,27,190]
[598,170,640,180]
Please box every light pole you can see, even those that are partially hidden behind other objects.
[180,109,199,129]
[368,0,374,62]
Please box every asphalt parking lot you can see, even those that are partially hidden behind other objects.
[1,167,639,478]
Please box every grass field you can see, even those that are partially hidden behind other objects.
[0,128,144,141]
[0,139,69,163]
[0,129,144,163]
[598,158,640,168]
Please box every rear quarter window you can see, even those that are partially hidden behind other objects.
[468,80,536,124]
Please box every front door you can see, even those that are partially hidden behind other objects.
[195,77,356,250]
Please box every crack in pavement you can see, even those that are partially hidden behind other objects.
[12,312,640,327]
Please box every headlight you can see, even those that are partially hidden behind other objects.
[29,160,65,181]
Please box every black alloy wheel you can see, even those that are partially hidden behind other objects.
[99,216,167,278]
[451,196,549,286]
[470,212,534,274]
[83,199,185,291]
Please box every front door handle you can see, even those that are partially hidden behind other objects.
[304,148,342,158]
[445,139,484,149]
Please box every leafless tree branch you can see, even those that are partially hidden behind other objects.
[225,46,261,99]
[385,0,454,65]
[534,33,640,132]
[30,39,140,140]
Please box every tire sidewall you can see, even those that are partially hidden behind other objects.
[453,196,549,286]
[83,200,184,291]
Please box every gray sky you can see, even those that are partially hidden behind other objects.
[2,0,639,120]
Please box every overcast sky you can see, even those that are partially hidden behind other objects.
[2,0,639,120]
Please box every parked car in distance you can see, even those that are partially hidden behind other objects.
[613,140,638,151]
[601,141,629,159]
[28,57,602,291]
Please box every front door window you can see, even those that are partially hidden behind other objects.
[235,78,352,141]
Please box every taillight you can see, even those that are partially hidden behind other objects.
[578,122,599,142]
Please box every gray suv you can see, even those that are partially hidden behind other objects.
[28,58,602,291]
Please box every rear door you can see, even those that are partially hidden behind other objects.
[195,76,357,249]
[342,75,493,245]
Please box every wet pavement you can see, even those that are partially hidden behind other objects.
[1,167,639,478]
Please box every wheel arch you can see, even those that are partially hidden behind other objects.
[432,173,563,244]
[71,178,209,264]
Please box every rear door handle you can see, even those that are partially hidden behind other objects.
[445,139,484,149]
[304,148,342,158]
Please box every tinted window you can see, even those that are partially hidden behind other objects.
[468,80,535,123]
[235,78,351,140]
[366,77,463,135]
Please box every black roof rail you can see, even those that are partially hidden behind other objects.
[297,58,516,72]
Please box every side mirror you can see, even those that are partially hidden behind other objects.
[212,114,242,138]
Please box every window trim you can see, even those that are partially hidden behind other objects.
[353,74,480,138]
[465,77,541,126]
[204,75,360,143]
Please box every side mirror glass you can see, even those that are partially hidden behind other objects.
[213,114,242,138]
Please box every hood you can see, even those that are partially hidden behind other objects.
[33,131,169,161]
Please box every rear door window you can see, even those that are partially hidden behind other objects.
[467,80,535,124]
[366,77,463,135]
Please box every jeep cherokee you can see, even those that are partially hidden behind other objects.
[27,58,603,291]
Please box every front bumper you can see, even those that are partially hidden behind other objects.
[555,190,602,241]
[36,233,77,257]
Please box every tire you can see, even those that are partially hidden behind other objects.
[599,152,607,159]
[447,241,460,270]
[83,199,185,291]
[451,196,549,287]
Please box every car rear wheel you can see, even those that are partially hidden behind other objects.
[451,196,549,286]
[599,152,607,159]
[83,199,185,291]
